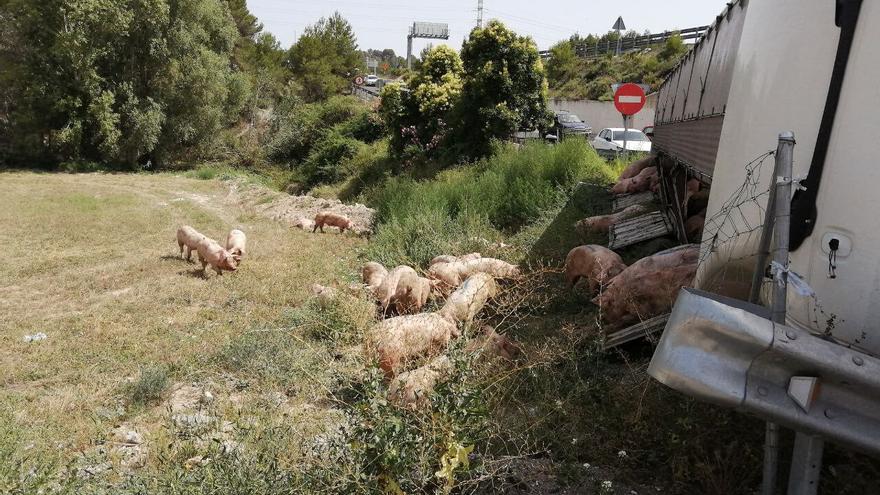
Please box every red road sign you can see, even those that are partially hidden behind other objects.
[614,83,647,116]
[354,76,365,86]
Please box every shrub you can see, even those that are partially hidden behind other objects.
[365,139,614,267]
[301,131,365,187]
[345,348,489,494]
[124,365,169,406]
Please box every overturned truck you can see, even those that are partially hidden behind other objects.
[646,0,880,491]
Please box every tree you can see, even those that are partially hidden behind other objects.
[381,45,463,161]
[238,32,291,121]
[1,0,249,167]
[287,12,363,102]
[545,40,578,84]
[455,20,553,158]
[226,0,261,39]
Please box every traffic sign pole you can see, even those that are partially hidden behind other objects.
[613,82,646,161]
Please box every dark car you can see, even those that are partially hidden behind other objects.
[553,111,592,138]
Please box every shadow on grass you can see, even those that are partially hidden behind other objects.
[525,182,612,266]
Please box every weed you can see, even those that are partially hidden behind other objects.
[364,139,616,267]
[124,365,170,406]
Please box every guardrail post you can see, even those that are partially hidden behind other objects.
[758,131,796,495]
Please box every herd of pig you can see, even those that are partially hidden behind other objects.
[565,156,708,329]
[564,243,699,329]
[176,225,246,276]
[585,157,709,243]
[312,253,521,408]
[173,211,355,276]
[173,161,704,405]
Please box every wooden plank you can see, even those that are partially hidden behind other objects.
[612,191,655,212]
[608,211,674,249]
[604,314,671,350]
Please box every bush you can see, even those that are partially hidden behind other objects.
[124,365,169,406]
[267,95,381,190]
[345,349,489,494]
[364,139,615,267]
[301,131,365,187]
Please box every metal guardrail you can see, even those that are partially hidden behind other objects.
[539,25,709,59]
[352,84,381,102]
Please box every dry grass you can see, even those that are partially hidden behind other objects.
[0,172,366,464]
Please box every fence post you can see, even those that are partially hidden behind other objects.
[756,131,795,495]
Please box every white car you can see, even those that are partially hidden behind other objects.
[591,128,652,155]
[365,74,379,86]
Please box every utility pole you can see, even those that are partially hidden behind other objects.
[477,0,484,28]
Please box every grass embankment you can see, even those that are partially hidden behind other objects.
[363,139,622,268]
[0,172,368,492]
[3,144,877,494]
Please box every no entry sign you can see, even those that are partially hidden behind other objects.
[614,83,647,116]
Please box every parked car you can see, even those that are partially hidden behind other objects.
[591,128,652,156]
[365,74,379,86]
[553,111,592,138]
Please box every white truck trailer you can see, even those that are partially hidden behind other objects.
[647,0,880,492]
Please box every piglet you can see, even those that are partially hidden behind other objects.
[313,212,353,234]
[564,245,627,295]
[196,238,238,276]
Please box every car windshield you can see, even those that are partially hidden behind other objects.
[557,113,582,123]
[612,130,649,141]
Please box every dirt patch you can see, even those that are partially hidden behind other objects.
[224,179,375,234]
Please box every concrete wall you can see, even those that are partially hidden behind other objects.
[549,93,657,132]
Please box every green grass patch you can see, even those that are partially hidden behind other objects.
[364,139,618,267]
[124,365,170,407]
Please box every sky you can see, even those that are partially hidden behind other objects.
[247,0,730,57]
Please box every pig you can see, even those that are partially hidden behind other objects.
[177,225,206,261]
[593,244,699,328]
[429,253,482,267]
[466,326,520,361]
[428,261,467,292]
[611,166,658,195]
[575,204,649,234]
[460,258,520,280]
[392,271,435,314]
[687,189,711,216]
[387,355,453,408]
[439,273,498,323]
[313,211,353,234]
[685,209,707,243]
[683,178,701,207]
[375,265,419,311]
[225,229,247,261]
[428,257,519,293]
[311,283,339,308]
[196,238,238,276]
[373,313,460,377]
[618,156,655,180]
[563,245,627,295]
[362,262,388,293]
[293,216,316,231]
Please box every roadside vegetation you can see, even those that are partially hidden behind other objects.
[3,2,880,494]
[545,33,689,100]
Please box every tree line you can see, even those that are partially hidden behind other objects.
[0,1,378,168]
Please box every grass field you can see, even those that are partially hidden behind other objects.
[0,172,367,485]
[2,170,878,494]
